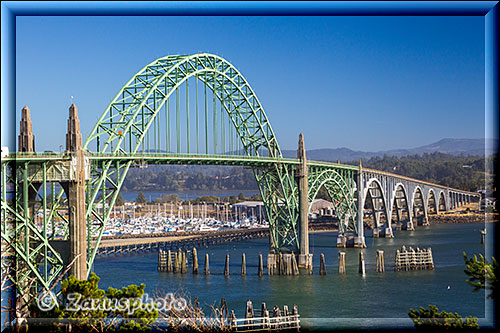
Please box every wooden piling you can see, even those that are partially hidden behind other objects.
[319,253,326,275]
[245,300,254,318]
[376,250,385,272]
[241,253,246,276]
[192,247,198,274]
[173,250,180,273]
[167,249,172,272]
[291,253,299,275]
[158,249,164,271]
[279,253,285,275]
[224,253,230,276]
[285,253,292,275]
[258,253,263,277]
[267,254,275,276]
[203,253,210,275]
[181,250,187,273]
[481,229,486,244]
[338,251,346,274]
[359,252,366,275]
[293,304,299,332]
[261,302,267,316]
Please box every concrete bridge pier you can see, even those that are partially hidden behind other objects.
[65,104,88,280]
[14,106,36,331]
[297,133,313,268]
[353,160,366,248]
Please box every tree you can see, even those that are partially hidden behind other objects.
[29,273,158,332]
[407,252,497,329]
[136,191,147,204]
[463,252,498,299]
[115,192,124,206]
[408,305,479,329]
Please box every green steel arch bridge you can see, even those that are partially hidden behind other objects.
[1,53,479,302]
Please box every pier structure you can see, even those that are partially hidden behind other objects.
[394,245,434,271]
[1,53,479,310]
[98,228,269,257]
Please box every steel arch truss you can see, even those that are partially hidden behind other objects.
[83,53,300,268]
[307,166,357,235]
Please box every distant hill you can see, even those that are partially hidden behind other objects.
[281,138,498,162]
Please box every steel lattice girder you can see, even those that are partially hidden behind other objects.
[1,160,68,301]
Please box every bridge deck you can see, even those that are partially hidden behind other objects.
[1,152,477,195]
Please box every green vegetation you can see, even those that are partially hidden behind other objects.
[29,273,158,332]
[136,191,147,204]
[123,166,258,192]
[408,305,479,329]
[122,153,495,194]
[150,192,262,205]
[348,152,496,192]
[463,252,498,299]
[409,252,497,329]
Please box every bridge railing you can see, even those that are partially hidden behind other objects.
[363,167,479,196]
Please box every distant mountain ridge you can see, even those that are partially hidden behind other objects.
[281,138,498,162]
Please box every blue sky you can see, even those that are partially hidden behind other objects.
[12,14,485,152]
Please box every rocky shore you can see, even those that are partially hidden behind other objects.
[428,213,498,224]
[308,212,498,233]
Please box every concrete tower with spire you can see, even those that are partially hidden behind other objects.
[66,103,88,279]
[18,106,35,152]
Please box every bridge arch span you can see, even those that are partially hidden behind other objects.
[439,190,447,212]
[427,188,438,214]
[411,186,429,226]
[82,53,304,268]
[363,177,391,236]
[390,182,413,230]
[308,168,357,234]
[85,53,280,157]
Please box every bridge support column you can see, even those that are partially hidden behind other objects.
[354,160,366,248]
[66,104,88,280]
[297,134,312,268]
[14,106,36,330]
[405,210,415,231]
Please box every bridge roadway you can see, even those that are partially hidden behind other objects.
[2,152,477,196]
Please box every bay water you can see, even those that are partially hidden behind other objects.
[93,222,495,330]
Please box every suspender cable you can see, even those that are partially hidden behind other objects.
[221,81,225,154]
[186,78,190,154]
[154,91,157,153]
[166,96,170,153]
[204,75,208,154]
[176,86,180,154]
[213,72,217,154]
[196,74,199,154]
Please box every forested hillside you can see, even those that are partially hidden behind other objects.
[346,152,495,192]
[122,166,259,191]
[121,153,495,193]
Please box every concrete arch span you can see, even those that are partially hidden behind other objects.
[363,178,393,238]
[390,183,414,231]
[411,186,429,226]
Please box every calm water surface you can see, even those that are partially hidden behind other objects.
[93,222,495,330]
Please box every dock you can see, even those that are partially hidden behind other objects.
[96,228,269,257]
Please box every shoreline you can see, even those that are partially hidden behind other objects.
[309,213,497,234]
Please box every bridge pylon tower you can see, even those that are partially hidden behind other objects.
[296,133,312,268]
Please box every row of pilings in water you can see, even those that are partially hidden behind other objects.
[158,248,262,276]
[159,245,435,275]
